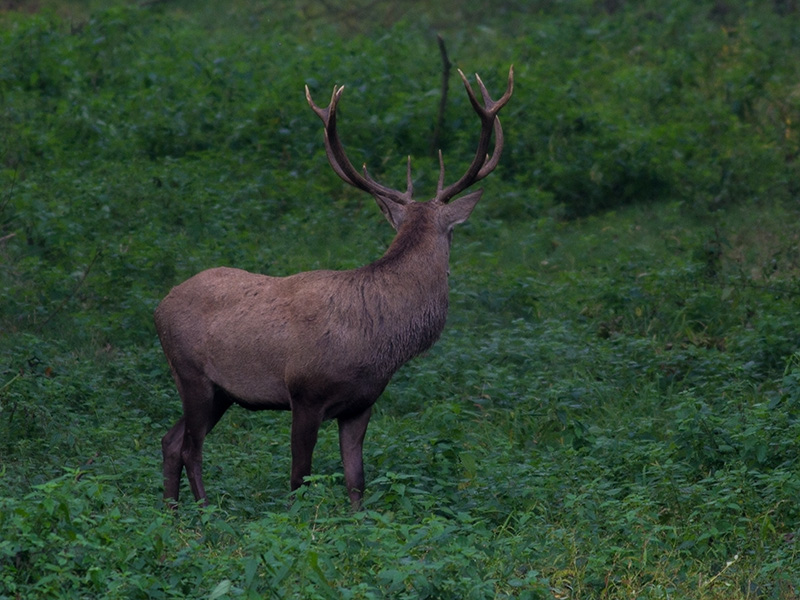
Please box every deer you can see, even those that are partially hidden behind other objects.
[155,65,513,509]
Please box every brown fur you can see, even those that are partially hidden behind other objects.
[156,68,512,508]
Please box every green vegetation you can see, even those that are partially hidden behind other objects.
[1,1,799,597]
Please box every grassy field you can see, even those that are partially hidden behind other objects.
[1,1,800,598]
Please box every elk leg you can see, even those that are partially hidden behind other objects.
[289,407,323,492]
[338,406,372,510]
[177,377,230,504]
[162,416,186,503]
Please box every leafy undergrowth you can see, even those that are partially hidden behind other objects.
[2,2,800,599]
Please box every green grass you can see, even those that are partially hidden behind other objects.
[1,1,800,598]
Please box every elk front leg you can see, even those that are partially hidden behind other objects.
[338,407,372,510]
[289,407,323,492]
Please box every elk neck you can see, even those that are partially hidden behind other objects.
[348,206,453,369]
[366,205,451,294]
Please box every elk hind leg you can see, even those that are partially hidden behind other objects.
[162,416,186,503]
[175,375,231,504]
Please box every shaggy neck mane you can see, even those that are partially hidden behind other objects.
[369,218,442,274]
[344,218,450,376]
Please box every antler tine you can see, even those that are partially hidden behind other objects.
[456,69,489,125]
[475,74,492,107]
[478,66,514,113]
[435,65,514,204]
[305,83,413,205]
[361,154,413,198]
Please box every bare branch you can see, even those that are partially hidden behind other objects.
[430,34,452,156]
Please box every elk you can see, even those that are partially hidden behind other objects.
[155,65,513,509]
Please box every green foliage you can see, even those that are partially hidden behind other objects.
[2,1,800,598]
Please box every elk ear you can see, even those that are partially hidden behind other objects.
[439,189,483,229]
[375,195,407,231]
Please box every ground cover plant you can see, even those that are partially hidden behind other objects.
[1,0,799,598]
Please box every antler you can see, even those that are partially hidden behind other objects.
[305,84,413,206]
[305,65,513,206]
[434,65,514,204]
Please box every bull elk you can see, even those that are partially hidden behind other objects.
[155,66,514,509]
